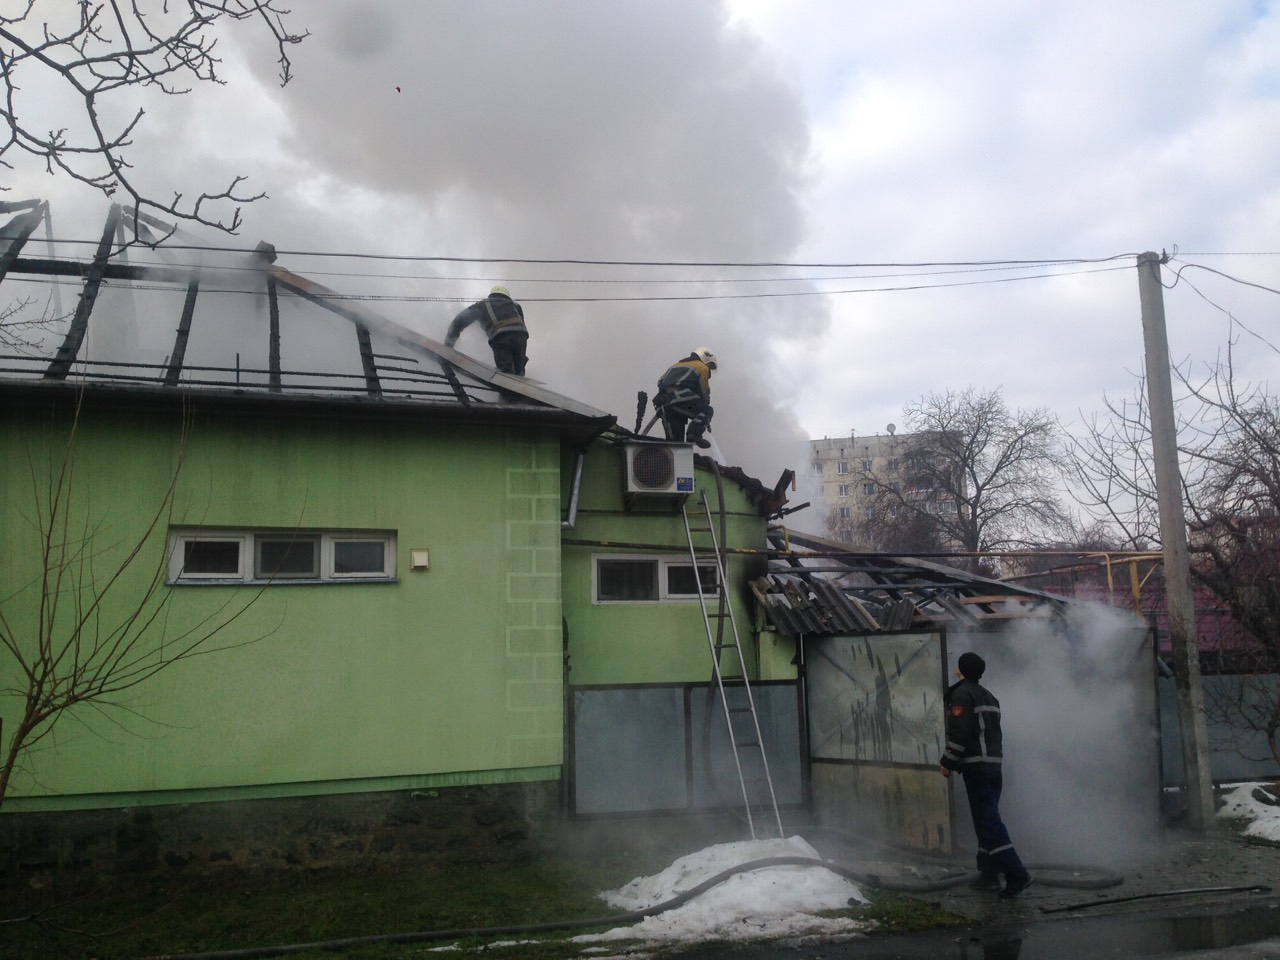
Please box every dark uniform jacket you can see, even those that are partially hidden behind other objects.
[940,678,1003,771]
[445,293,527,346]
[656,358,712,401]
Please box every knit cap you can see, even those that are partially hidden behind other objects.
[958,652,986,680]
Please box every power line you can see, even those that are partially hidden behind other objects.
[32,237,1140,271]
[6,261,1135,304]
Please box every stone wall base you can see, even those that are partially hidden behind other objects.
[1,782,560,885]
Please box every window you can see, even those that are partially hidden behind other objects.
[837,506,851,519]
[888,458,900,472]
[837,483,851,498]
[594,555,718,602]
[810,460,823,475]
[836,461,850,475]
[862,459,873,472]
[255,534,319,579]
[863,482,876,495]
[169,528,396,583]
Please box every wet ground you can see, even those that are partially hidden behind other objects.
[800,827,1280,959]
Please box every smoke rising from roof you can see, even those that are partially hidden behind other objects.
[220,0,823,485]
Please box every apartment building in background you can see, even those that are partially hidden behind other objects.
[806,430,907,543]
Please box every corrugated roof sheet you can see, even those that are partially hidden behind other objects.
[755,528,1073,637]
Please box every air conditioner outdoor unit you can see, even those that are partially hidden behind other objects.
[623,441,695,497]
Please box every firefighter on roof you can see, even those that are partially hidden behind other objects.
[653,347,716,448]
[445,286,529,375]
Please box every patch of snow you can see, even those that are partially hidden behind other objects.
[1217,781,1280,843]
[574,835,869,946]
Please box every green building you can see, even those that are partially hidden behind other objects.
[0,204,801,874]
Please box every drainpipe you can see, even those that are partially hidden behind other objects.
[561,451,585,529]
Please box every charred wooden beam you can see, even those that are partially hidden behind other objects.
[267,276,282,392]
[355,325,382,397]
[164,280,199,387]
[12,256,189,284]
[0,202,47,284]
[45,204,121,381]
[441,362,470,404]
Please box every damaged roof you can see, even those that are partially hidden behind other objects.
[0,201,614,442]
[756,528,1075,636]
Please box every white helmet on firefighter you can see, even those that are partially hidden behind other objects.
[490,285,511,298]
[692,346,717,369]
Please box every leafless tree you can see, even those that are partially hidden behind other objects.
[1068,351,1280,763]
[0,2,307,235]
[856,387,1072,560]
[0,294,58,350]
[0,398,271,809]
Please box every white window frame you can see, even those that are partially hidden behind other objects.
[837,483,851,498]
[171,534,247,581]
[168,528,397,584]
[592,554,719,604]
[836,461,850,475]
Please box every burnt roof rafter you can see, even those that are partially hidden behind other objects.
[0,201,48,284]
[0,201,615,442]
[45,204,121,381]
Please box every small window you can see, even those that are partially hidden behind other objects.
[837,506,851,519]
[170,528,395,584]
[597,559,658,601]
[332,538,389,577]
[594,555,717,603]
[179,537,244,579]
[862,459,873,472]
[865,506,876,519]
[863,482,876,495]
[836,461,850,475]
[810,461,823,475]
[667,563,718,596]
[888,458,900,472]
[256,535,320,579]
[837,483,851,498]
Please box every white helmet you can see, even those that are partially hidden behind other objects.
[693,346,717,369]
[490,285,511,298]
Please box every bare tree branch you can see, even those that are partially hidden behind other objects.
[1067,348,1280,763]
[0,392,275,809]
[0,2,307,235]
[849,387,1072,564]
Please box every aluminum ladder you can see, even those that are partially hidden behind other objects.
[681,490,784,839]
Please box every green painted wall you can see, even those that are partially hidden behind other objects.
[0,400,565,810]
[561,438,775,686]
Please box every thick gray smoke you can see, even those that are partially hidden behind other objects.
[207,0,825,486]
[950,602,1160,866]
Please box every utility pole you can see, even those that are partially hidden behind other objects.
[1137,251,1215,832]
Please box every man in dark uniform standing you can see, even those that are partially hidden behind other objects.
[444,286,529,375]
[940,652,1033,899]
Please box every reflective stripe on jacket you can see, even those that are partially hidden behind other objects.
[445,294,526,346]
[482,294,526,337]
[941,679,1003,770]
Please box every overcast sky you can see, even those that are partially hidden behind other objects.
[8,1,1280,488]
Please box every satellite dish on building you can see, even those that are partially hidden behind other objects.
[887,423,896,435]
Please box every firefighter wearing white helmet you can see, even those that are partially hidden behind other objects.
[654,347,717,448]
[444,285,529,375]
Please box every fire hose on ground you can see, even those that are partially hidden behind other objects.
[134,853,1156,960]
